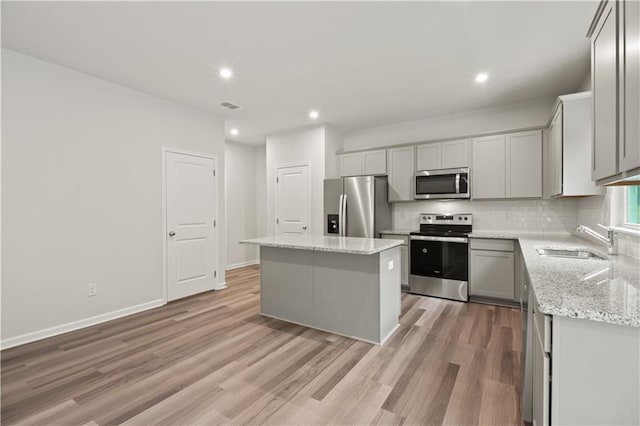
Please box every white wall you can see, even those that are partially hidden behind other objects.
[255,145,267,237]
[578,70,592,92]
[393,198,579,234]
[324,125,343,179]
[343,97,556,151]
[2,49,226,346]
[225,141,258,269]
[266,126,326,236]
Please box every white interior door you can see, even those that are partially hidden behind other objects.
[276,165,310,235]
[166,152,216,301]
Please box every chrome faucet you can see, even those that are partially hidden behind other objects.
[576,224,618,255]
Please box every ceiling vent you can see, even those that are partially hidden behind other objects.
[220,101,241,110]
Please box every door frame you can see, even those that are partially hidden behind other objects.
[161,146,220,304]
[274,161,312,235]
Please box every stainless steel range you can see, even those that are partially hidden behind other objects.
[409,213,472,302]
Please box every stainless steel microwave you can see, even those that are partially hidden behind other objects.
[414,167,470,200]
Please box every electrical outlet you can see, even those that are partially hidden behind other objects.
[88,283,97,297]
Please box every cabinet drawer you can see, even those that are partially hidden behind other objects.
[469,238,514,252]
[380,234,409,245]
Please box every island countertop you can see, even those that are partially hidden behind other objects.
[239,235,403,255]
[471,231,640,327]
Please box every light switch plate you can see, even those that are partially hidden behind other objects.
[388,260,394,271]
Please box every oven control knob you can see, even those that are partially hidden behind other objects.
[422,248,428,254]
[458,217,462,221]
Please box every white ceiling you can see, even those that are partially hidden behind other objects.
[2,1,598,145]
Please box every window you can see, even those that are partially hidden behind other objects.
[624,186,640,226]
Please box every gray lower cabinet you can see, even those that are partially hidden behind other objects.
[531,298,551,426]
[527,288,640,426]
[380,233,409,286]
[469,238,515,301]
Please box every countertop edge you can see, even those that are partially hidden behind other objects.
[380,229,415,236]
[239,239,404,255]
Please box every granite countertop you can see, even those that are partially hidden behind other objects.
[469,230,570,240]
[239,235,404,255]
[379,229,416,236]
[471,232,640,327]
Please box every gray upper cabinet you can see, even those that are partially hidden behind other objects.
[620,0,640,173]
[442,139,471,168]
[416,139,470,171]
[416,143,442,170]
[472,134,507,198]
[589,0,640,184]
[473,131,542,199]
[362,150,387,175]
[547,93,604,197]
[387,146,415,202]
[340,152,363,176]
[591,0,618,181]
[506,131,542,198]
[548,105,563,197]
[339,150,386,176]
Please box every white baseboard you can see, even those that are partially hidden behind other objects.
[216,282,228,290]
[0,299,165,350]
[226,259,259,270]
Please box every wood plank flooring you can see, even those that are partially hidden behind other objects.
[1,265,523,425]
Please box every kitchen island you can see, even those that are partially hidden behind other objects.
[239,235,403,344]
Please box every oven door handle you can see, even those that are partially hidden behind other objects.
[455,173,460,194]
[410,235,468,243]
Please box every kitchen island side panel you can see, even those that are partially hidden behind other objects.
[260,246,314,326]
[378,247,401,342]
[313,251,381,343]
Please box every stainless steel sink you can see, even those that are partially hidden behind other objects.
[537,248,606,260]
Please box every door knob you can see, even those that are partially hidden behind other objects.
[302,226,308,230]
[169,231,176,237]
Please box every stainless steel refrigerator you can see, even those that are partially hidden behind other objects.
[324,176,392,238]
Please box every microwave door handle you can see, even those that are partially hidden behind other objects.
[455,173,460,194]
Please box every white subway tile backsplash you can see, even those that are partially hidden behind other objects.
[393,198,579,233]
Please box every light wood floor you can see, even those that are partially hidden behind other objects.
[1,265,523,425]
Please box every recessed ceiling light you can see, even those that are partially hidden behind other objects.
[475,72,489,83]
[309,110,319,119]
[230,128,239,136]
[219,67,233,79]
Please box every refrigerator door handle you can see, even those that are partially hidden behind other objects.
[342,194,348,236]
[338,194,344,236]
